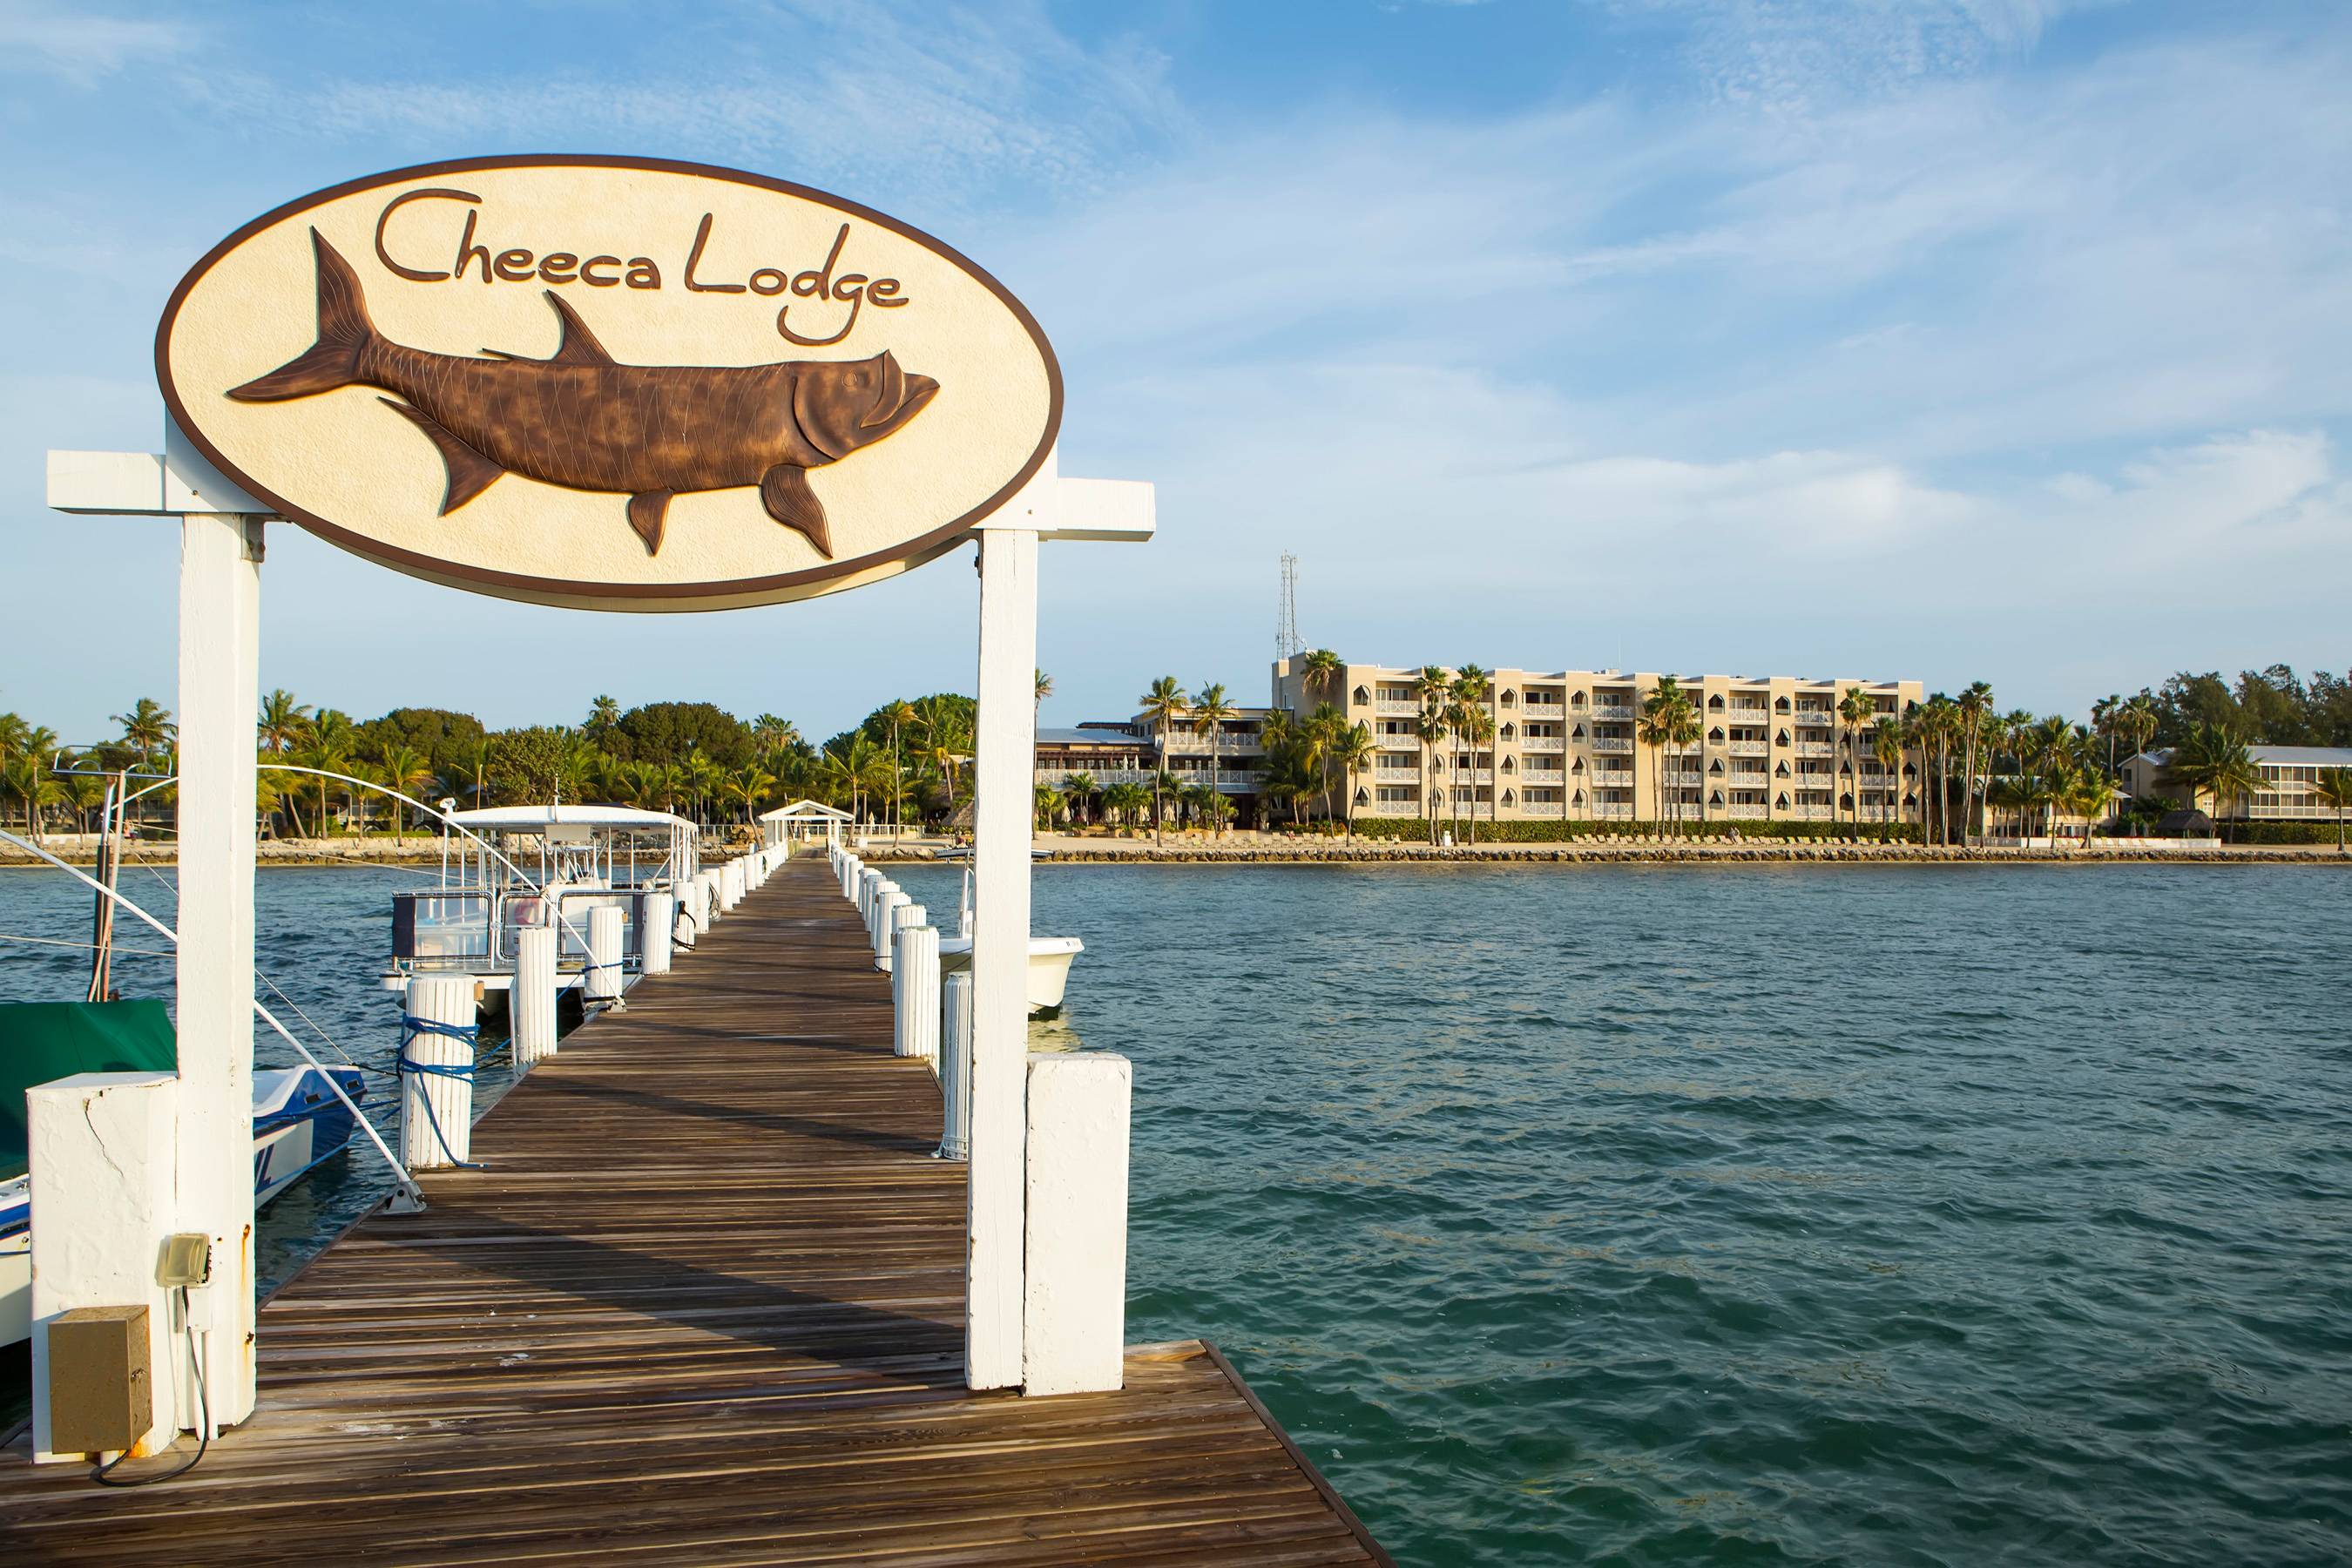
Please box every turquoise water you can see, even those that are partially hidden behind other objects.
[7,862,2351,1563]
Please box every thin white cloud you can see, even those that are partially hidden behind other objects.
[0,1,197,85]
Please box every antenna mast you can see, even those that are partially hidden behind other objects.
[1276,552,1302,665]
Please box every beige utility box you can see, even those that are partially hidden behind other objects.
[45,1305,153,1456]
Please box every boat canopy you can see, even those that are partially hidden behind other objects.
[0,1000,175,1179]
[449,804,696,832]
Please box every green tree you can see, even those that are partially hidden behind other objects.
[2166,723,2261,833]
[1410,666,1451,842]
[2312,767,2352,853]
[1191,682,1236,837]
[1873,717,1906,831]
[1299,648,1344,707]
[1956,680,1993,839]
[1138,677,1189,846]
[1060,771,1098,828]
[258,688,310,757]
[1334,720,1376,839]
[1836,686,1876,831]
[376,744,434,843]
[113,698,175,763]
[1034,668,1052,727]
[485,725,570,806]
[1452,666,1493,842]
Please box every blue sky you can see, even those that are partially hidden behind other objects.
[3,0,2348,743]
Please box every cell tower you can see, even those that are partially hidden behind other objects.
[1276,552,1302,665]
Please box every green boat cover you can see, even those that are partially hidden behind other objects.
[1,1000,177,1180]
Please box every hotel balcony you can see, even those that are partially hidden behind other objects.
[1794,711,1833,727]
[1591,737,1633,754]
[1592,703,1637,720]
[1375,700,1420,716]
[1794,741,1834,758]
[1522,801,1567,816]
[1727,740,1768,757]
[1375,766,1419,781]
[1521,736,1566,754]
[1592,802,1636,820]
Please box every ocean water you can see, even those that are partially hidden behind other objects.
[7,860,2350,1564]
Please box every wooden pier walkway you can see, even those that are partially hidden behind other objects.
[0,858,1389,1565]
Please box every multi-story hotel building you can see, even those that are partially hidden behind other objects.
[2119,745,2352,822]
[1269,659,1925,823]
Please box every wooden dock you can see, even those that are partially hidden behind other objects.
[0,859,1389,1565]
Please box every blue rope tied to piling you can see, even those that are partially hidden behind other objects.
[398,1013,483,1170]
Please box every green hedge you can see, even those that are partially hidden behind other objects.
[1335,816,1922,844]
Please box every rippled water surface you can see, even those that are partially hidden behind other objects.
[8,860,2351,1564]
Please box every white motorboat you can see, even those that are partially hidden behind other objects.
[935,934,1084,1017]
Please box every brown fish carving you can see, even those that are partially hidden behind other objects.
[227,230,941,558]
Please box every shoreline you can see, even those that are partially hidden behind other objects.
[6,838,2343,870]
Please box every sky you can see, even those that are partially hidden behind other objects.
[3,0,2349,744]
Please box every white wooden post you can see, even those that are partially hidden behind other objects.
[175,507,264,1429]
[968,522,1038,1389]
[937,971,973,1159]
[873,886,909,965]
[512,926,558,1068]
[585,905,625,1004]
[400,976,477,1170]
[1023,1051,1132,1396]
[27,1072,179,1462]
[640,891,674,976]
[893,923,940,1062]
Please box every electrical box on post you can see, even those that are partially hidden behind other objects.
[45,1305,152,1456]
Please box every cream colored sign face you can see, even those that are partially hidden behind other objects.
[158,157,1062,610]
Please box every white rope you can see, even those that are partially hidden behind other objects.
[0,824,425,1212]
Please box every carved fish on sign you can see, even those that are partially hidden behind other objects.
[228,230,942,558]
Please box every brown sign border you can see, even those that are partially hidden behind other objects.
[155,154,1064,612]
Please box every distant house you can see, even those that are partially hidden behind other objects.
[2120,746,2352,823]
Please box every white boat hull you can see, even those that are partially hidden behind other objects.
[934,936,1082,1016]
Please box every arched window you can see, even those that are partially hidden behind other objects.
[1708,726,1726,743]
[1775,792,1791,809]
[1571,757,1585,773]
[1709,790,1725,806]
[1774,760,1790,776]
[1707,694,1725,709]
[1501,689,1517,706]
[1500,721,1517,740]
[1352,685,1370,706]
[1774,695,1791,712]
[1502,788,1517,807]
[1775,729,1792,747]
[1572,787,1585,805]
[1708,759,1725,774]
[1571,724,1586,740]
[1571,691,1588,708]
[1355,787,1370,807]
[1502,757,1517,773]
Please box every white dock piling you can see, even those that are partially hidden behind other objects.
[858,868,883,924]
[938,971,973,1159]
[894,922,941,1062]
[512,925,558,1070]
[882,899,924,974]
[1023,1051,1134,1397]
[640,891,674,977]
[719,861,743,913]
[873,886,908,963]
[585,905,625,1004]
[697,870,721,924]
[399,974,478,1171]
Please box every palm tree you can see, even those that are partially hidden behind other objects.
[2091,693,2123,778]
[1302,702,1348,826]
[1836,686,1875,831]
[1034,668,1053,727]
[2166,724,2261,835]
[299,708,355,835]
[2119,694,2159,770]
[1136,677,1188,846]
[1060,771,1098,828]
[1152,771,1185,841]
[377,744,434,843]
[586,694,620,741]
[1410,666,1451,842]
[881,698,917,838]
[725,763,776,824]
[1192,682,1236,837]
[1452,666,1493,842]
[1872,718,1905,833]
[2312,767,2352,853]
[1639,677,1690,835]
[1331,721,1375,839]
[2066,771,2116,847]
[257,688,310,757]
[1956,680,1992,840]
[3,746,63,842]
[1300,648,1344,708]
[1034,783,1062,831]
[1101,781,1150,830]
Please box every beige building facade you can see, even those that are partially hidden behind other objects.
[1272,659,1926,824]
[2119,746,2352,822]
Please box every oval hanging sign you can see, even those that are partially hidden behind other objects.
[157,156,1062,611]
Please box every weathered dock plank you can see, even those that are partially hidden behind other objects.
[0,858,1388,1566]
